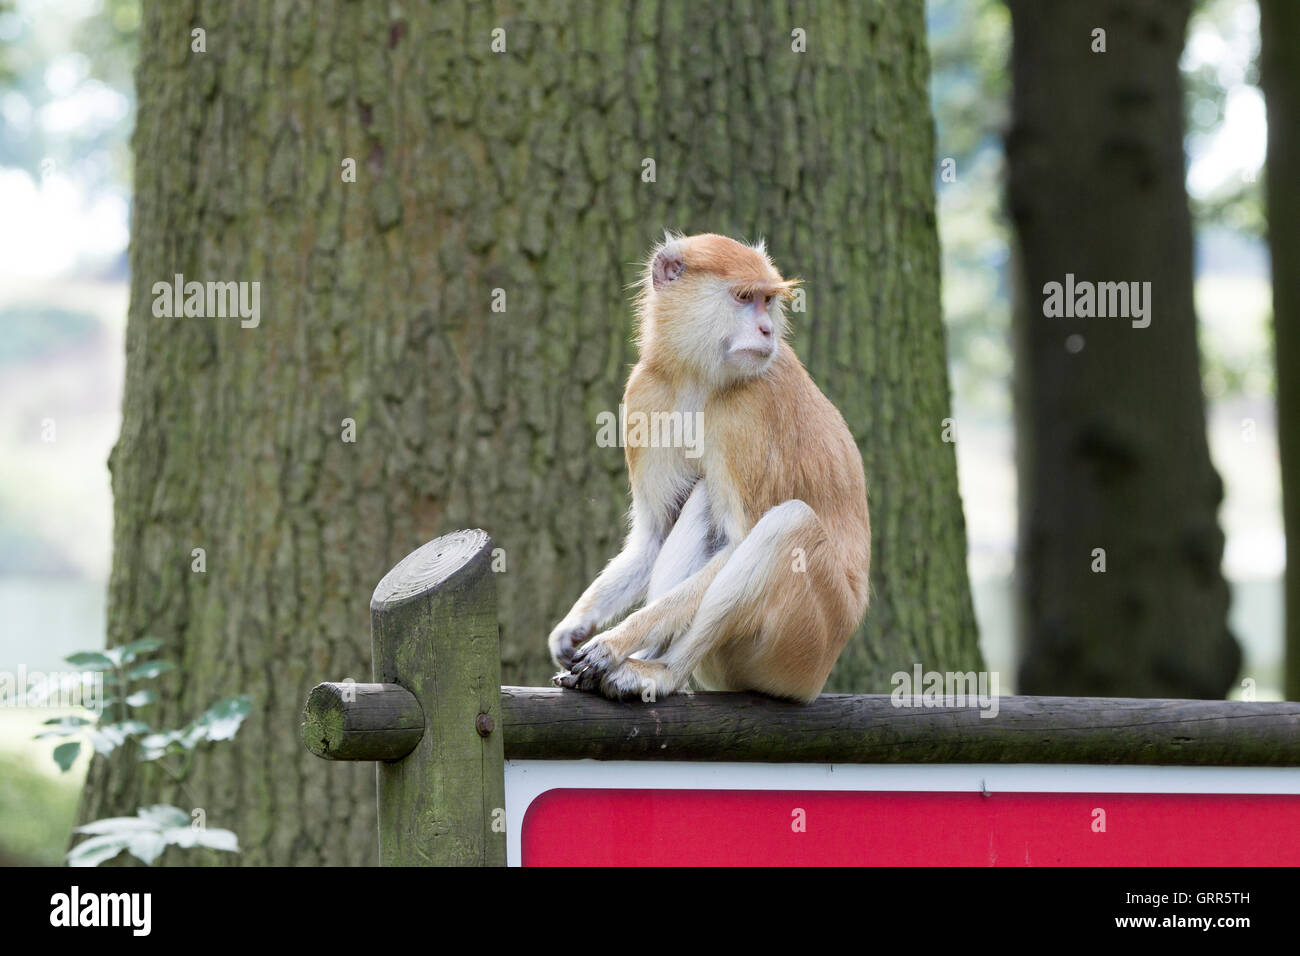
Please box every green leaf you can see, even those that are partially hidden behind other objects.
[44,715,94,727]
[52,741,81,771]
[125,689,157,707]
[75,815,162,835]
[64,651,113,670]
[102,719,151,737]
[67,833,132,867]
[189,696,252,743]
[70,808,240,865]
[138,730,184,761]
[126,831,167,865]
[36,715,94,739]
[192,828,238,853]
[35,727,82,740]
[126,660,175,680]
[118,637,164,664]
[162,825,238,854]
[85,724,128,756]
[137,805,189,829]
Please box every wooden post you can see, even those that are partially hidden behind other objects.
[369,529,505,866]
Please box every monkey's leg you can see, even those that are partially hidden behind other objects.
[555,550,729,691]
[646,481,716,601]
[592,500,846,702]
[556,482,719,686]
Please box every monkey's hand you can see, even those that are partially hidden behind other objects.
[547,618,594,670]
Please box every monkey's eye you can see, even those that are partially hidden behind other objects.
[764,295,774,308]
[733,290,755,305]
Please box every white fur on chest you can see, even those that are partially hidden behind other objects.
[631,386,707,528]
[635,386,728,601]
[647,480,717,601]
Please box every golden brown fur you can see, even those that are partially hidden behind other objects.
[549,233,870,702]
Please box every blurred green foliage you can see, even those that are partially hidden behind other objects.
[0,0,138,190]
[35,639,248,865]
[1185,0,1267,237]
[928,0,1014,421]
[0,746,81,865]
[927,0,1272,417]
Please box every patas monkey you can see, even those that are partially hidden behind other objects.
[549,233,870,703]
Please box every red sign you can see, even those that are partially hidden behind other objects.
[521,789,1300,866]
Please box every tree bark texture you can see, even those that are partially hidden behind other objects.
[1006,0,1239,698]
[1260,0,1300,702]
[83,0,979,864]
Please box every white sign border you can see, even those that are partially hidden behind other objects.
[504,760,1300,866]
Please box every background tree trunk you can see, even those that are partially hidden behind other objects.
[1005,0,1239,698]
[1259,0,1300,702]
[80,0,979,864]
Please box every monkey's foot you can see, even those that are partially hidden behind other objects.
[551,651,611,693]
[567,634,620,675]
[554,657,675,701]
[599,658,675,700]
[554,633,626,693]
[552,668,581,689]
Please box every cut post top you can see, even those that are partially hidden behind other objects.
[371,528,492,612]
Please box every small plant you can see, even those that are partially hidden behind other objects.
[35,637,250,866]
[67,805,237,867]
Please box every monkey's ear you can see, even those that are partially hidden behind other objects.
[651,247,686,290]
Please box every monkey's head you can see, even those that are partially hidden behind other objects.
[636,232,800,385]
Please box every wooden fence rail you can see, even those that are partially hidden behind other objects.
[306,683,1300,766]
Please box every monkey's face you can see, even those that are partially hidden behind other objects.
[653,275,785,384]
[642,233,793,385]
[721,285,782,373]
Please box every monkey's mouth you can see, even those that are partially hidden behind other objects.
[728,344,775,361]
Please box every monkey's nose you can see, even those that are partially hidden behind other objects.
[757,321,773,338]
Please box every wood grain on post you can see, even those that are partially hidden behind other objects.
[302,682,424,760]
[370,529,505,866]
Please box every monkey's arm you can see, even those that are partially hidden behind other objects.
[560,474,750,675]
[557,542,733,688]
[547,507,663,668]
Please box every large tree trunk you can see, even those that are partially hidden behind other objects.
[1260,0,1300,701]
[80,0,978,864]
[1005,0,1239,698]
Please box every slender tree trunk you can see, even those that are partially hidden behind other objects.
[1260,0,1300,701]
[81,0,978,864]
[1005,0,1239,698]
